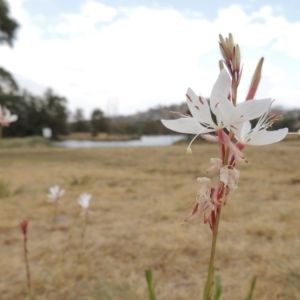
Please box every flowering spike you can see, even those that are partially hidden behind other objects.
[246,57,264,100]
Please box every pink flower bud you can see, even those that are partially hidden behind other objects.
[20,220,28,235]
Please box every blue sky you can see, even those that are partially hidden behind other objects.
[2,0,300,117]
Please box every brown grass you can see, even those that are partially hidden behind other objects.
[1,140,300,299]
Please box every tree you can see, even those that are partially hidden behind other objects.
[0,93,28,137]
[0,67,18,94]
[73,108,89,132]
[0,0,19,47]
[0,88,69,138]
[42,89,69,138]
[90,108,106,136]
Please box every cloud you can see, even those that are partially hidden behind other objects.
[1,1,300,116]
[57,2,117,35]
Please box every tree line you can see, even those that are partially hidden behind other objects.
[0,71,172,139]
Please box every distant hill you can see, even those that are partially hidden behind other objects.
[115,102,300,125]
[115,103,188,122]
[72,102,300,137]
[110,103,300,134]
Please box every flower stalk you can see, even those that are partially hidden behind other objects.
[77,192,92,261]
[204,206,222,299]
[20,220,33,300]
[161,33,290,299]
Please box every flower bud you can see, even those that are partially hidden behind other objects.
[20,220,28,235]
[228,33,235,54]
[232,44,241,72]
[246,57,264,100]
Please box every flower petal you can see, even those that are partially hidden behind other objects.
[186,88,214,125]
[213,92,235,125]
[246,128,288,145]
[232,98,272,123]
[161,118,210,134]
[210,69,231,117]
[230,121,251,141]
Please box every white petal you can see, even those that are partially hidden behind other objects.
[210,69,231,117]
[232,98,272,123]
[50,186,57,194]
[241,121,252,138]
[231,121,251,141]
[246,128,288,146]
[213,93,235,125]
[161,118,210,134]
[186,88,214,125]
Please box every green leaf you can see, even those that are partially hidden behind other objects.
[213,277,222,300]
[244,277,257,300]
[145,269,156,300]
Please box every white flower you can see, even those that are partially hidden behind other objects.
[220,167,239,190]
[161,69,272,152]
[47,185,65,203]
[78,193,91,212]
[0,105,18,126]
[232,111,288,146]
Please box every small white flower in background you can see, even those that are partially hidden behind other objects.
[0,105,18,126]
[220,167,240,190]
[78,193,91,213]
[47,185,65,203]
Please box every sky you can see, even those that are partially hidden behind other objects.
[1,0,300,117]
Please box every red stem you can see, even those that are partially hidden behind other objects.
[23,232,32,297]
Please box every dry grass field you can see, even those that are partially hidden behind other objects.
[0,139,300,300]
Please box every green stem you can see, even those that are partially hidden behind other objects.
[78,213,88,262]
[68,213,89,300]
[203,207,222,300]
[204,139,232,299]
